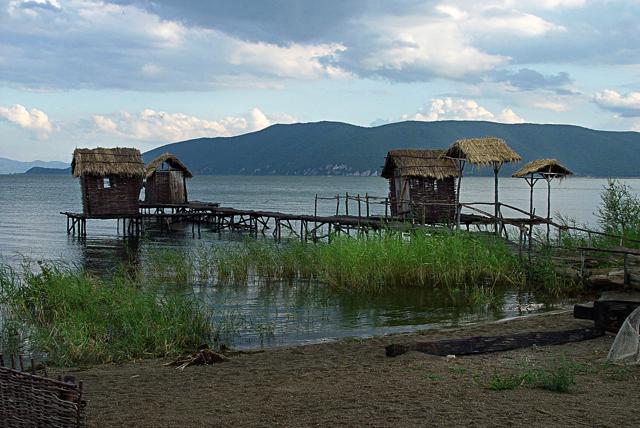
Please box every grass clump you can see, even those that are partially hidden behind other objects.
[487,358,577,393]
[0,262,210,366]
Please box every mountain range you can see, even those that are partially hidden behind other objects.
[0,157,68,175]
[10,120,640,177]
[142,120,640,177]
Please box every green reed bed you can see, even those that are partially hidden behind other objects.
[0,262,210,366]
[174,232,527,293]
[313,232,523,292]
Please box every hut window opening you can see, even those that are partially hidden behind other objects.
[102,177,111,189]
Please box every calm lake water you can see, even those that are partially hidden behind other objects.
[1,175,638,349]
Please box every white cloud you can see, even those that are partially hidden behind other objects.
[93,108,296,142]
[0,1,351,90]
[533,101,570,112]
[230,41,350,80]
[403,97,525,124]
[594,90,640,117]
[496,107,525,124]
[0,104,54,138]
[355,17,508,80]
[504,0,586,9]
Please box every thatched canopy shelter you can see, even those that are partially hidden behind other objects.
[71,147,144,217]
[443,137,521,229]
[381,149,459,223]
[144,152,192,204]
[443,137,521,166]
[512,159,573,241]
[512,159,573,178]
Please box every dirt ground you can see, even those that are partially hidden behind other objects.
[69,311,640,427]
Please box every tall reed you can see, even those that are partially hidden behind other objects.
[0,261,210,366]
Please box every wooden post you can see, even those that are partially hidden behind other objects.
[455,159,465,229]
[314,194,318,217]
[365,193,370,218]
[335,194,340,216]
[385,197,389,221]
[493,161,501,235]
[624,253,630,286]
[357,194,361,219]
[546,176,552,243]
[345,192,349,216]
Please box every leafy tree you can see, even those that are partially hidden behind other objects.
[595,179,640,240]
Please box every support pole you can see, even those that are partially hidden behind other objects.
[455,159,465,229]
[493,161,502,235]
[546,176,552,243]
[345,192,349,216]
[365,193,370,218]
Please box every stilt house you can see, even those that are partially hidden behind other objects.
[144,153,193,204]
[71,147,145,217]
[381,149,459,223]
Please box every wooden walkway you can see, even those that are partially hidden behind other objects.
[61,200,550,241]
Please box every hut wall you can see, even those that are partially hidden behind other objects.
[144,170,187,204]
[80,175,142,216]
[408,176,456,223]
[388,172,412,217]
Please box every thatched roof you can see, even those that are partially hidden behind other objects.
[512,159,573,178]
[381,149,459,179]
[145,153,193,178]
[443,137,521,165]
[71,147,145,178]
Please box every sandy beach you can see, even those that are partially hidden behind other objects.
[66,311,640,427]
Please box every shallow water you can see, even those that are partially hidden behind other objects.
[0,175,637,348]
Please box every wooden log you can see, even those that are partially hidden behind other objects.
[385,327,603,358]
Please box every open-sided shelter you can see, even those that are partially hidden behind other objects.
[443,137,521,227]
[381,149,459,223]
[144,153,193,204]
[71,147,145,217]
[513,158,573,240]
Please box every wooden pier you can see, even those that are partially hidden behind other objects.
[61,197,550,243]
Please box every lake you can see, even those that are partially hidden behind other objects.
[1,175,638,349]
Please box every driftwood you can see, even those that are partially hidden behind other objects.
[165,348,230,370]
[385,328,604,358]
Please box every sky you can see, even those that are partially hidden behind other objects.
[1,0,639,161]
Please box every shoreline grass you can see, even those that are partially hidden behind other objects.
[0,262,211,366]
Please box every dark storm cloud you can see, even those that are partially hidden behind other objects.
[111,0,379,44]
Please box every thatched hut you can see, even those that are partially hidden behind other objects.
[71,148,145,217]
[381,149,459,223]
[443,137,521,226]
[144,153,193,204]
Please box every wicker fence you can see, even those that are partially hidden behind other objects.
[0,355,85,427]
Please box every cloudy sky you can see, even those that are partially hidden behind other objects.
[1,0,639,161]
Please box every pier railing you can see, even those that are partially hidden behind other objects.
[313,192,640,249]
